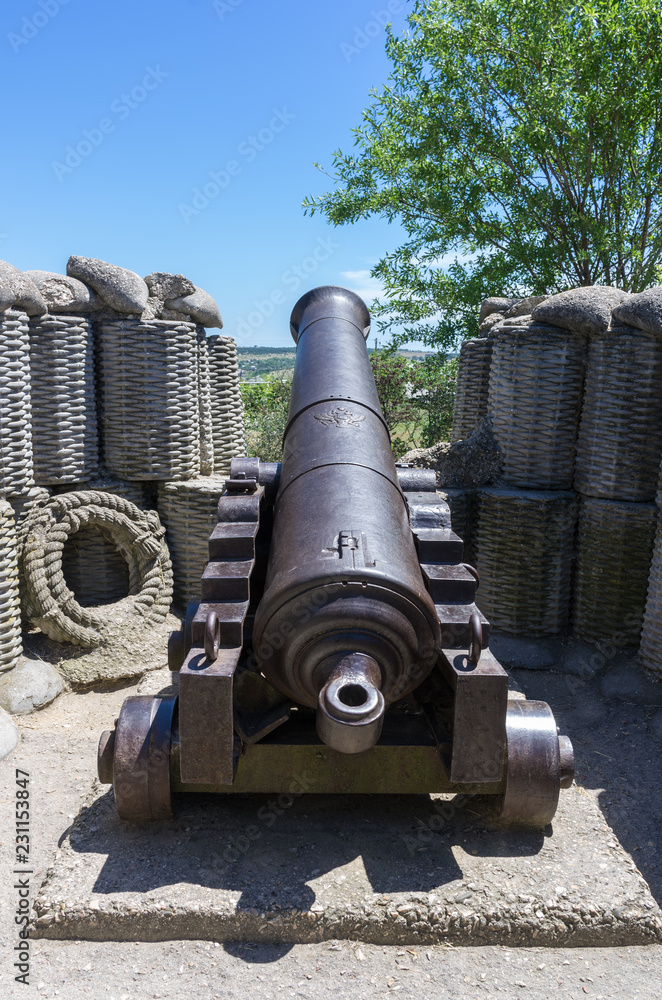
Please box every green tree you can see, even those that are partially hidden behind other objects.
[304,0,662,349]
[240,372,292,462]
[370,351,458,454]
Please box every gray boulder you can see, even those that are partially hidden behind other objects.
[0,659,64,715]
[0,260,47,316]
[144,271,196,301]
[67,256,149,314]
[25,270,101,314]
[531,285,628,336]
[166,285,223,328]
[479,297,519,324]
[401,416,503,488]
[0,706,19,760]
[0,282,12,313]
[478,311,505,334]
[503,295,548,318]
[612,286,662,335]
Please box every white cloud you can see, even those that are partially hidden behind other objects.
[339,269,384,304]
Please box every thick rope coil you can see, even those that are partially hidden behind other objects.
[20,491,173,647]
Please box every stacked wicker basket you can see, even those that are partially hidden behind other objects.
[0,257,247,673]
[453,287,662,666]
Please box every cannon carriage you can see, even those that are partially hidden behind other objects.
[98,286,573,828]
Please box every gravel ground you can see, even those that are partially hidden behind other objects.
[1,660,661,997]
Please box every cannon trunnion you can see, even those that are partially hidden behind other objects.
[99,286,574,829]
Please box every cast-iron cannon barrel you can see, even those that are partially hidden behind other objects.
[252,286,441,753]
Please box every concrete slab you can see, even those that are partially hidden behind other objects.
[33,778,661,947]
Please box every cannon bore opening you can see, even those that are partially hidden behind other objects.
[316,652,385,754]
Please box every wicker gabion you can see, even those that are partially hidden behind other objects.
[0,499,22,672]
[451,338,493,443]
[97,317,200,480]
[157,477,226,608]
[59,478,151,608]
[574,326,662,501]
[573,497,658,646]
[473,487,578,634]
[207,334,245,476]
[197,328,215,477]
[0,310,33,493]
[21,491,173,647]
[28,314,98,484]
[640,516,662,677]
[488,324,586,489]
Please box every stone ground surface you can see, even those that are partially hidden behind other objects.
[1,655,662,997]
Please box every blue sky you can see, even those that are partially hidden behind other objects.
[0,0,414,347]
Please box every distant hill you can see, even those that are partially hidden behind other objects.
[237,345,436,380]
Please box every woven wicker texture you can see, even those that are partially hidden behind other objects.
[0,310,34,492]
[59,478,151,608]
[6,486,52,621]
[473,487,578,634]
[0,499,22,672]
[640,516,662,677]
[21,491,173,647]
[207,334,245,477]
[98,317,200,481]
[157,477,225,608]
[574,327,662,500]
[451,338,493,443]
[197,328,214,477]
[28,314,98,485]
[438,488,474,562]
[658,460,662,509]
[573,497,657,645]
[488,325,586,489]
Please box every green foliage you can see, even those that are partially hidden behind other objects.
[240,372,293,462]
[370,351,458,456]
[239,356,457,461]
[304,0,662,349]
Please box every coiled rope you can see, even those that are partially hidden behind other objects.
[21,491,173,647]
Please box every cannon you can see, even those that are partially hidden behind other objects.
[98,286,574,827]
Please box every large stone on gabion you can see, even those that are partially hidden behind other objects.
[0,500,22,674]
[612,286,662,336]
[451,338,493,443]
[473,488,578,635]
[0,310,34,493]
[488,324,586,489]
[25,271,101,314]
[157,477,226,609]
[67,256,149,315]
[640,516,662,678]
[572,498,657,646]
[97,317,201,480]
[28,314,98,484]
[531,286,628,336]
[574,326,662,501]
